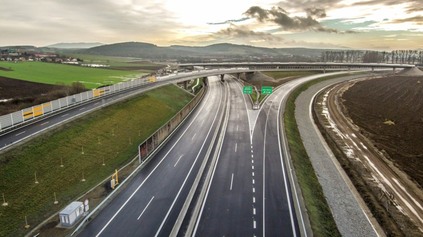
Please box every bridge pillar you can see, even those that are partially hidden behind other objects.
[220,74,225,82]
[183,80,188,89]
[372,67,374,72]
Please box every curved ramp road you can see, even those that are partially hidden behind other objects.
[77,76,228,237]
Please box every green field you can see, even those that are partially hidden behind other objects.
[70,54,165,71]
[0,84,193,237]
[0,61,146,89]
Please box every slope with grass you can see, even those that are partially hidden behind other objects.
[0,84,193,237]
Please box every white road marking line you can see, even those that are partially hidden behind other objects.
[61,113,69,117]
[253,220,257,229]
[230,173,234,191]
[252,179,255,185]
[251,154,254,158]
[252,172,255,177]
[40,121,49,126]
[252,165,255,170]
[235,143,237,152]
[137,196,155,220]
[174,155,184,167]
[192,133,197,140]
[251,149,254,153]
[251,145,253,149]
[79,107,85,111]
[252,160,254,164]
[15,131,26,136]
[253,187,256,193]
[253,207,256,215]
[253,197,256,203]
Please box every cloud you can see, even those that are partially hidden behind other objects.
[0,0,179,45]
[305,8,327,18]
[391,16,423,25]
[244,6,354,33]
[276,0,343,11]
[207,17,249,25]
[351,0,423,13]
[214,25,284,42]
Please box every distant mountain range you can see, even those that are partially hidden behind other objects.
[46,42,104,49]
[77,42,327,61]
[2,41,332,61]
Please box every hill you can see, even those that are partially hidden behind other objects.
[79,42,327,62]
[46,42,103,49]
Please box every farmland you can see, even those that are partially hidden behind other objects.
[0,61,145,89]
[342,75,423,188]
[0,84,193,237]
[69,54,166,71]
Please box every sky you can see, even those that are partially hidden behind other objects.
[1,0,423,50]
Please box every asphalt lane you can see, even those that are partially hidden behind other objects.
[77,77,226,237]
[194,77,257,236]
[255,86,300,237]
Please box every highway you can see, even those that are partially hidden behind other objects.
[193,77,258,236]
[1,67,385,236]
[77,76,228,237]
[193,75,315,236]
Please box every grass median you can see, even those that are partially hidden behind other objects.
[284,75,344,237]
[0,84,193,237]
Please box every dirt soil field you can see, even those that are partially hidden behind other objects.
[314,75,423,236]
[341,76,423,188]
[0,76,79,116]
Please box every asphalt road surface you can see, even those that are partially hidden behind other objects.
[77,76,227,237]
[193,76,315,237]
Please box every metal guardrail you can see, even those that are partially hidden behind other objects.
[0,75,157,133]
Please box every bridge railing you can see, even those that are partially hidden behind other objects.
[0,75,157,133]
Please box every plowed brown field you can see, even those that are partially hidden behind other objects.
[0,76,71,115]
[342,75,423,188]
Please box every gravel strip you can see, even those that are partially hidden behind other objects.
[295,75,383,237]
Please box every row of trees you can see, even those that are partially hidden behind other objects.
[321,50,423,64]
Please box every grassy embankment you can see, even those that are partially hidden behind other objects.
[0,85,193,237]
[262,70,320,80]
[0,61,146,89]
[249,71,321,103]
[284,75,346,237]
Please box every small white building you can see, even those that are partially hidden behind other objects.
[59,201,84,227]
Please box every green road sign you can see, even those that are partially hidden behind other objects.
[261,86,273,94]
[243,86,253,94]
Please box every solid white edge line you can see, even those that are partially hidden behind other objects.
[155,78,226,237]
[94,81,213,237]
[276,90,298,237]
[192,79,230,236]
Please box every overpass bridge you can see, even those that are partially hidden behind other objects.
[178,62,415,72]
